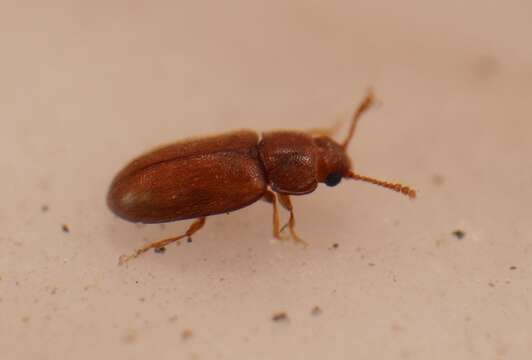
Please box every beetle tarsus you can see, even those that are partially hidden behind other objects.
[117,217,206,265]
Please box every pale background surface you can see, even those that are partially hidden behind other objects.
[2,1,532,359]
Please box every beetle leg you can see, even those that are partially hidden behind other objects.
[277,194,307,246]
[262,190,288,241]
[307,118,342,138]
[118,217,206,265]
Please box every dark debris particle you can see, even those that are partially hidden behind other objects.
[331,243,339,249]
[41,204,49,212]
[272,312,289,322]
[452,230,465,240]
[154,247,166,254]
[488,282,496,288]
[61,224,70,233]
[509,266,517,270]
[122,330,138,344]
[187,237,192,243]
[311,306,323,316]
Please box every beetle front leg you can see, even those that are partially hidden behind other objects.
[262,190,288,241]
[277,194,307,246]
[118,217,206,265]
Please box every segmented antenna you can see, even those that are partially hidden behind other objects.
[347,171,416,198]
[342,90,375,149]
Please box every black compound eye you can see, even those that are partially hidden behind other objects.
[324,172,342,187]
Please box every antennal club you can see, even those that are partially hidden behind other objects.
[347,171,416,198]
[342,90,375,149]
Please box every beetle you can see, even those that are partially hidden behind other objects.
[108,91,416,264]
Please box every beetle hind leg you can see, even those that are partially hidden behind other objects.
[277,194,307,246]
[118,217,206,265]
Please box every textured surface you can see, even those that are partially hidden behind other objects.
[2,1,532,359]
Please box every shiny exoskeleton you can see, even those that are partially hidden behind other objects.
[108,91,416,264]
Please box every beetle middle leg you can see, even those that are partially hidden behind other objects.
[262,190,287,241]
[277,194,307,246]
[118,217,206,265]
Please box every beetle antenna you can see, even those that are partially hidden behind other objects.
[346,171,416,198]
[342,90,375,149]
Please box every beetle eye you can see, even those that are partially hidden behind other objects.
[324,172,342,187]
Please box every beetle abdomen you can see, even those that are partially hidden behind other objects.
[108,152,266,223]
[107,130,266,223]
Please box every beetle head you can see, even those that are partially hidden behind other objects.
[314,136,351,187]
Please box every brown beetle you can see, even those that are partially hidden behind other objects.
[108,91,415,264]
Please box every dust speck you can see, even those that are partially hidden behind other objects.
[122,329,138,344]
[471,55,501,81]
[496,342,509,356]
[431,174,445,186]
[311,306,322,316]
[452,230,465,240]
[21,316,30,323]
[509,266,517,270]
[435,238,447,247]
[61,224,70,233]
[181,329,193,340]
[391,323,404,332]
[154,247,166,254]
[168,315,178,323]
[41,204,49,212]
[272,312,289,323]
